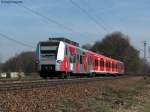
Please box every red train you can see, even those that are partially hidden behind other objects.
[36,38,124,78]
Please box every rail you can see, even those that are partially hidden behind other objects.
[0,76,128,91]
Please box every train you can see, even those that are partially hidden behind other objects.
[36,38,124,78]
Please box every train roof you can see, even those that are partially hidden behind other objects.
[49,37,79,47]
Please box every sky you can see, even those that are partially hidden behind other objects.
[0,0,150,62]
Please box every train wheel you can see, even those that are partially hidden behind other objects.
[76,75,79,78]
[89,73,95,78]
[61,72,70,79]
[40,71,47,79]
[65,72,71,79]
[61,73,65,79]
[40,74,47,79]
[92,73,96,77]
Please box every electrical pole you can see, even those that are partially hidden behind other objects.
[144,41,147,74]
[148,46,150,59]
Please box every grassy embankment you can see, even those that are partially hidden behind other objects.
[58,76,150,112]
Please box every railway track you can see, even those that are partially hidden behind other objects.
[0,76,127,91]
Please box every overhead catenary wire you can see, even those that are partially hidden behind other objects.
[0,32,34,48]
[69,0,109,33]
[0,2,107,49]
[18,4,88,37]
[81,0,114,31]
[14,3,102,41]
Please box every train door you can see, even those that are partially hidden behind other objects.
[59,44,69,72]
[89,53,94,73]
[68,46,76,72]
[83,52,88,73]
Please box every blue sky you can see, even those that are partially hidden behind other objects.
[0,0,150,62]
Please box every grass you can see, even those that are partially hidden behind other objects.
[142,103,150,112]
[59,98,112,112]
[86,98,112,112]
[104,78,147,109]
[58,76,150,112]
[60,98,82,112]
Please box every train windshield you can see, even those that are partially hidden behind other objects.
[40,42,59,58]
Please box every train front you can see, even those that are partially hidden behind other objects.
[36,40,65,77]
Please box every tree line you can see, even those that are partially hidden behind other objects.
[0,32,149,74]
[0,51,36,74]
[83,32,150,74]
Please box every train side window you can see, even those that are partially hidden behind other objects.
[106,61,109,70]
[106,62,108,68]
[119,63,121,71]
[65,47,68,55]
[73,56,76,63]
[109,62,111,69]
[77,54,79,61]
[95,59,98,66]
[116,64,118,71]
[112,63,114,70]
[70,56,73,63]
[92,59,95,66]
[80,55,82,64]
[88,56,90,64]
[89,55,93,64]
[100,59,104,68]
[117,64,119,71]
[121,64,123,71]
